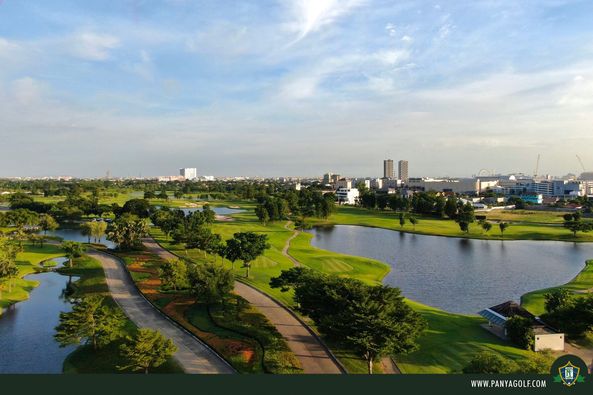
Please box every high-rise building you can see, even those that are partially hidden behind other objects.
[383,159,394,179]
[179,168,197,180]
[398,160,409,183]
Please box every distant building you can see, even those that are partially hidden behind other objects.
[580,172,593,181]
[158,175,186,182]
[479,301,564,352]
[322,173,333,185]
[179,168,197,180]
[336,187,359,205]
[370,178,383,190]
[407,177,496,195]
[335,178,352,190]
[398,160,409,183]
[383,159,394,179]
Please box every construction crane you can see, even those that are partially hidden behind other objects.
[534,154,541,178]
[576,155,587,172]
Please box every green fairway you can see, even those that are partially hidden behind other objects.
[1,243,64,311]
[308,206,593,242]
[397,301,534,373]
[521,260,593,316]
[152,199,575,374]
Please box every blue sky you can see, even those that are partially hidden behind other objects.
[1,0,593,178]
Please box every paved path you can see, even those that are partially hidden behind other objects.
[87,249,234,374]
[282,221,301,267]
[142,238,343,374]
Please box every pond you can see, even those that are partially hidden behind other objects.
[0,258,77,373]
[306,225,593,314]
[155,205,244,216]
[45,227,117,249]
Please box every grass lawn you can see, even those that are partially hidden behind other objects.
[308,206,593,242]
[59,254,183,374]
[521,260,593,316]
[396,301,535,373]
[1,242,64,311]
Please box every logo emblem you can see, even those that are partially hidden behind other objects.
[558,361,581,387]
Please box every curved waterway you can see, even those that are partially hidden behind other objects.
[306,225,593,314]
[0,258,77,373]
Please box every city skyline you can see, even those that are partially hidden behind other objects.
[1,1,593,177]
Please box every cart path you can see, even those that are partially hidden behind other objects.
[87,249,234,374]
[142,238,343,374]
[282,221,302,267]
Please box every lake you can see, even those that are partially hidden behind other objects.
[0,258,77,373]
[306,225,593,314]
[45,227,117,249]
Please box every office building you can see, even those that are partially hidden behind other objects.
[383,159,394,179]
[398,160,409,183]
[336,187,359,205]
[179,168,197,180]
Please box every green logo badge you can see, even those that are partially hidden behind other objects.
[551,355,588,387]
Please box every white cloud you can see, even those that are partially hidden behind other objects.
[70,32,120,61]
[122,50,155,80]
[558,75,593,108]
[0,37,19,56]
[288,0,366,42]
[385,23,397,37]
[11,77,44,105]
[401,35,413,43]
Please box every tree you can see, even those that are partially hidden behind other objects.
[188,262,234,305]
[55,295,126,350]
[0,235,19,299]
[481,221,493,234]
[398,213,406,228]
[499,222,509,238]
[544,289,573,313]
[90,221,108,243]
[144,190,156,199]
[270,267,426,375]
[255,205,270,225]
[563,212,592,237]
[119,328,177,374]
[455,203,475,234]
[80,222,93,243]
[157,190,169,200]
[444,196,458,219]
[61,241,86,267]
[158,259,189,291]
[107,215,149,250]
[408,215,418,231]
[120,199,151,218]
[342,287,426,374]
[505,316,534,350]
[226,232,270,278]
[38,214,59,234]
[462,351,519,374]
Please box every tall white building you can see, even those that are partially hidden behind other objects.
[179,168,197,180]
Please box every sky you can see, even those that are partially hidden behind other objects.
[1,0,593,178]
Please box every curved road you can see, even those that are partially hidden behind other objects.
[87,249,234,374]
[142,238,343,374]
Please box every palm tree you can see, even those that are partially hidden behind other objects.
[499,222,509,239]
[61,241,85,268]
[408,215,418,231]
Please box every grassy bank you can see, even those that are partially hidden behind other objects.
[521,260,593,316]
[0,243,64,311]
[308,206,593,242]
[397,301,534,373]
[60,254,182,374]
